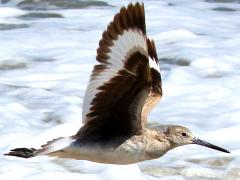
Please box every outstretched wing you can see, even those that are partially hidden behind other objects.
[78,3,162,140]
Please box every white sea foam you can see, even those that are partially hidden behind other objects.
[0,0,240,179]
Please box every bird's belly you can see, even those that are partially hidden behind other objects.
[51,139,147,164]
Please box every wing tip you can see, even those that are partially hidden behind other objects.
[96,2,146,63]
[147,38,158,62]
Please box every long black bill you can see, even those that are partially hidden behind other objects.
[192,137,230,153]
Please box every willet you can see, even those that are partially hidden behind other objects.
[5,2,229,164]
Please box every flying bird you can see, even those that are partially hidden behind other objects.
[5,2,229,164]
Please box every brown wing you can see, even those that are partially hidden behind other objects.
[77,3,162,141]
[141,39,162,125]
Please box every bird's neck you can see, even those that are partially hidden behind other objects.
[143,129,172,160]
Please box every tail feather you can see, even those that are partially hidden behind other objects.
[4,137,75,159]
[5,148,37,158]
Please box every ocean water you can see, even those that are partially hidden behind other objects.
[0,0,240,179]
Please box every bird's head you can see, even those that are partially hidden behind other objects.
[164,125,230,153]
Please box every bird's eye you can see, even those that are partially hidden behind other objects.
[181,133,187,136]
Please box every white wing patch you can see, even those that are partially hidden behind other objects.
[82,29,148,123]
[149,57,160,73]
